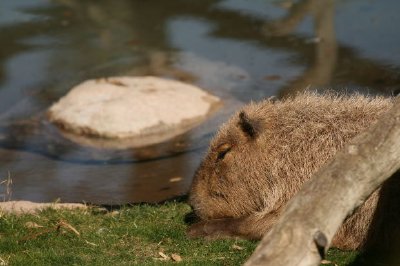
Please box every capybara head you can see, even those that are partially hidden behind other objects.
[189,106,274,220]
[189,92,392,222]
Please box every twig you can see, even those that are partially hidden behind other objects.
[0,172,12,202]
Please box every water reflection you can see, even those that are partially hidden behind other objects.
[264,0,337,97]
[0,0,400,203]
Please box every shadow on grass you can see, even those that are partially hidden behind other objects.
[349,249,400,266]
[94,194,189,211]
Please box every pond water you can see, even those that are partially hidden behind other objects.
[0,0,400,204]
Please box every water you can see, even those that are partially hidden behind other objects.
[0,0,399,204]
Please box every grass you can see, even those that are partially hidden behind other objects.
[0,201,391,266]
[0,174,395,265]
[0,202,257,265]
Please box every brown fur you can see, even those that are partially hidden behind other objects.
[188,92,396,250]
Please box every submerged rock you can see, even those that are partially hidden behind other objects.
[48,76,221,148]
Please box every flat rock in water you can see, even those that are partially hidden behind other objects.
[48,76,221,148]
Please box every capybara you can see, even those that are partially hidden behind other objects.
[188,92,398,250]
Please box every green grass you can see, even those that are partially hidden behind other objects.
[0,202,369,265]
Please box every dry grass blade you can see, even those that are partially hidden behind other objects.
[57,220,80,236]
[84,240,98,246]
[21,219,80,242]
[0,256,8,266]
[19,228,54,242]
[25,221,44,229]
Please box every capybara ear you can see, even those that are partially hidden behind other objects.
[238,111,261,139]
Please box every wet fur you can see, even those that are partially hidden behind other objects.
[188,92,395,250]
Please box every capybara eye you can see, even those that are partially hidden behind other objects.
[216,143,231,161]
[217,149,230,160]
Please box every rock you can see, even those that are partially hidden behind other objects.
[48,76,221,148]
[0,201,87,214]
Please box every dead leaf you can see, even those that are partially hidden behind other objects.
[158,251,169,260]
[232,244,244,250]
[169,177,183,183]
[321,259,338,266]
[171,253,182,262]
[106,210,119,217]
